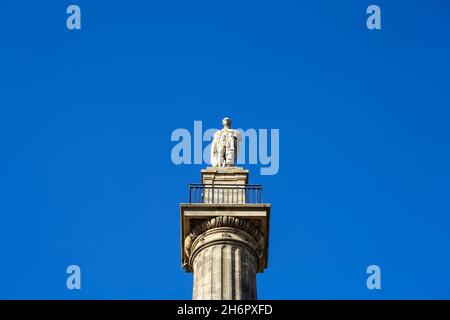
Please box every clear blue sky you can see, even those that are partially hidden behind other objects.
[0,1,449,299]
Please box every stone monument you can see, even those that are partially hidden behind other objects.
[210,117,242,167]
[180,118,271,300]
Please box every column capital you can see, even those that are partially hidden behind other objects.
[185,217,265,268]
[180,203,270,273]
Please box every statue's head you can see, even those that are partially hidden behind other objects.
[222,117,231,128]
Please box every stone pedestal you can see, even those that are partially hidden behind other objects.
[180,167,270,300]
[201,167,249,185]
[201,167,249,204]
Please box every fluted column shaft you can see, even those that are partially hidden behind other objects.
[190,227,259,300]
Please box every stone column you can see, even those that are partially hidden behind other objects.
[180,167,270,300]
[190,227,259,300]
[185,216,265,300]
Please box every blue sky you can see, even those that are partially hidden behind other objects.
[0,1,449,299]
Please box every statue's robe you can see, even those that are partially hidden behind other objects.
[211,129,242,167]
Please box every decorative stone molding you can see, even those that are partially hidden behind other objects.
[184,216,265,260]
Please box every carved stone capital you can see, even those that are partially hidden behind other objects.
[184,216,265,261]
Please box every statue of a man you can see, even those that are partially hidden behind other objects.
[211,117,242,167]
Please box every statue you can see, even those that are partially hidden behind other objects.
[211,117,242,167]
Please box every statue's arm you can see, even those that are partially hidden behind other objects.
[234,130,242,142]
[234,130,242,164]
[210,131,219,167]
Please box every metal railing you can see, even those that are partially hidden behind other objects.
[189,184,263,204]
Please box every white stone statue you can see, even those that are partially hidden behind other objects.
[211,117,242,167]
